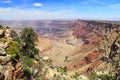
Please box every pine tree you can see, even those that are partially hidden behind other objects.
[20,27,39,58]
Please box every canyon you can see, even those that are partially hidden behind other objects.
[0,20,119,80]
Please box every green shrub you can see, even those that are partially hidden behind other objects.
[6,41,21,58]
[99,74,112,80]
[89,72,98,80]
[22,56,34,67]
[89,72,112,80]
[23,69,31,80]
[73,72,79,80]
[3,38,8,43]
[58,66,67,75]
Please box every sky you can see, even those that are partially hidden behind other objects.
[0,0,120,20]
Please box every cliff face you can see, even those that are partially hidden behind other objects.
[64,20,120,76]
[33,20,120,78]
[0,26,19,80]
[35,20,120,77]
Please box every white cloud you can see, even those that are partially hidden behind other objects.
[0,7,78,20]
[3,0,11,3]
[33,3,43,7]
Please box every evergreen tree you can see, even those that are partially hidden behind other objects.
[20,27,39,58]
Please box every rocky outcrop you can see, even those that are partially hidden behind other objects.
[67,51,101,70]
[109,35,120,61]
[0,26,22,80]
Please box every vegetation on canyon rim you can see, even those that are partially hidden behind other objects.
[0,26,39,79]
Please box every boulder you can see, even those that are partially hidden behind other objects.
[0,54,12,63]
[0,46,6,56]
[0,30,4,36]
